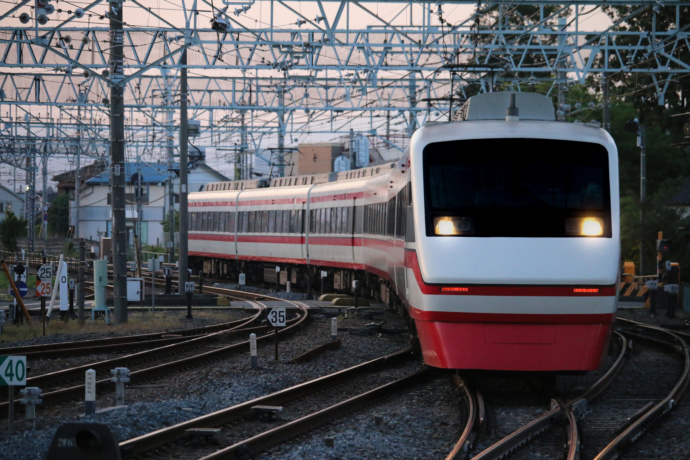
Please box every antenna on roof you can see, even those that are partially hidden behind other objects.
[506,93,519,121]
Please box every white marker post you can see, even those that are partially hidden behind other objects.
[331,317,338,341]
[250,333,258,369]
[85,369,96,416]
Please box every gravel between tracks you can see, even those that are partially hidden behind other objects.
[2,294,689,460]
[0,288,461,460]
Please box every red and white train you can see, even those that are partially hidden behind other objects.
[189,92,620,372]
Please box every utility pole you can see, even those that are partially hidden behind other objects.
[238,111,246,180]
[179,48,189,289]
[75,91,84,240]
[26,151,35,252]
[602,75,611,132]
[166,81,175,265]
[277,86,285,178]
[42,144,48,245]
[109,0,127,324]
[408,72,417,137]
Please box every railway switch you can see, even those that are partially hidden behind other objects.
[110,367,130,406]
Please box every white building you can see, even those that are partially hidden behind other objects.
[76,161,229,247]
[0,183,24,222]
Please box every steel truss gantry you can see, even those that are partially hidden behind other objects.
[0,0,688,177]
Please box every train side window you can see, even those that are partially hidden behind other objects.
[334,208,342,233]
[240,212,248,233]
[249,211,257,233]
[227,212,235,233]
[200,212,207,232]
[280,210,289,233]
[364,205,369,234]
[275,210,282,233]
[342,207,350,233]
[290,210,298,233]
[379,203,384,235]
[268,210,276,233]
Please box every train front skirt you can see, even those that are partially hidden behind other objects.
[410,308,614,371]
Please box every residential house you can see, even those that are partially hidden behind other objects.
[75,161,229,247]
[0,183,24,222]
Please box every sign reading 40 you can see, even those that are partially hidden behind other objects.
[0,356,26,386]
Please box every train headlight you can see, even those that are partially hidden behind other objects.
[565,217,604,236]
[433,217,474,236]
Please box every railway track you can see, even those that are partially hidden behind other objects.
[0,299,309,414]
[0,313,260,360]
[119,348,423,459]
[461,318,690,459]
[2,284,278,360]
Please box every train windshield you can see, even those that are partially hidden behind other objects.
[423,138,611,237]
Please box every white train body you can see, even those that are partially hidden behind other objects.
[189,92,620,371]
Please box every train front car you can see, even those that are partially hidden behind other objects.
[407,92,620,371]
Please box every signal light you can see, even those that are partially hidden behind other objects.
[19,12,30,24]
[657,239,670,253]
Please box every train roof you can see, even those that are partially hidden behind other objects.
[202,161,398,192]
[457,92,556,122]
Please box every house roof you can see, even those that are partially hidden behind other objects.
[86,163,170,185]
[52,160,108,184]
[0,183,24,202]
[85,161,231,185]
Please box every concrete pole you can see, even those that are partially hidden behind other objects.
[109,0,128,324]
[167,103,175,265]
[75,95,83,240]
[179,49,189,289]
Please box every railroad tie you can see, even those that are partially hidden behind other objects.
[184,428,223,444]
[251,405,283,421]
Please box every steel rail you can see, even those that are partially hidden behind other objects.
[0,302,306,413]
[0,311,261,357]
[594,323,690,460]
[119,347,415,457]
[471,331,628,460]
[446,374,484,459]
[200,370,431,460]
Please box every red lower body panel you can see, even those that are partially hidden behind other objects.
[414,318,612,371]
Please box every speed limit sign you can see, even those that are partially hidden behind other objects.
[36,279,51,297]
[267,308,286,327]
[37,264,52,281]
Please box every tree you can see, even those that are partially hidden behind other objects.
[47,193,71,237]
[0,210,27,251]
[598,5,690,113]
